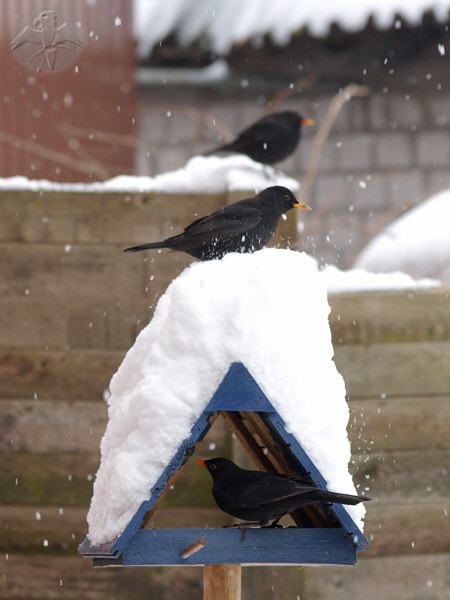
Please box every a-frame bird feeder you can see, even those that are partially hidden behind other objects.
[79,362,369,571]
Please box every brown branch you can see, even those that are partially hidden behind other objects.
[58,123,153,153]
[263,75,318,114]
[0,129,107,178]
[301,84,370,206]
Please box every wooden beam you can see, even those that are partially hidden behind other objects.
[203,564,241,600]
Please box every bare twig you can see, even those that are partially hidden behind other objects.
[301,84,370,206]
[264,75,318,114]
[58,123,153,153]
[0,129,108,178]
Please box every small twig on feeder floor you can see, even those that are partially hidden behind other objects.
[301,84,370,207]
[181,536,207,559]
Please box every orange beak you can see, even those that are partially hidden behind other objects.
[301,118,315,126]
[196,459,206,468]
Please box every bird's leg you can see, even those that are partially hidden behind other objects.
[266,519,284,528]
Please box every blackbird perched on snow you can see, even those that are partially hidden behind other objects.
[197,458,371,527]
[204,111,314,165]
[124,186,310,260]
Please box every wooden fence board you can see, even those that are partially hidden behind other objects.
[0,349,122,401]
[0,553,202,600]
[3,342,449,403]
[348,396,450,452]
[351,450,450,503]
[0,399,229,454]
[302,553,450,600]
[335,342,450,399]
[329,287,450,345]
[363,502,449,557]
[0,191,227,245]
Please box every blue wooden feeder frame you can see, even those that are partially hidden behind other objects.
[79,362,369,567]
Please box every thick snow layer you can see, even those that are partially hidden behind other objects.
[87,249,366,546]
[354,188,450,283]
[134,0,450,56]
[321,265,440,293]
[0,156,298,194]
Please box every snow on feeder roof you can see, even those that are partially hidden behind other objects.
[81,249,369,566]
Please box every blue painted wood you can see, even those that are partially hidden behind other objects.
[111,409,215,556]
[207,362,275,412]
[265,413,369,550]
[81,361,369,565]
[120,528,358,566]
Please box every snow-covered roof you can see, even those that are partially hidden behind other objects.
[87,250,365,545]
[134,0,450,57]
[354,188,450,283]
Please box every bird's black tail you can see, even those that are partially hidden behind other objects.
[123,241,168,253]
[315,489,371,505]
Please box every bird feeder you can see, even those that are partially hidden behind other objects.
[79,362,369,596]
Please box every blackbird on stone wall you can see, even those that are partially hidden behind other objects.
[124,186,310,260]
[204,111,314,165]
[197,458,371,527]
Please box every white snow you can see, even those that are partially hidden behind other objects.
[0,156,298,195]
[87,249,367,546]
[354,188,450,283]
[321,264,440,293]
[134,0,450,57]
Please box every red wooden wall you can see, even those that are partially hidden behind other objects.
[0,0,136,182]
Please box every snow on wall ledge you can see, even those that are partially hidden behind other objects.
[0,156,298,194]
[87,249,366,546]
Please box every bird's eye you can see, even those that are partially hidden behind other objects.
[283,194,291,202]
[210,464,217,470]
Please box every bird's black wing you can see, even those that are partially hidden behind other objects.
[232,120,282,149]
[238,473,317,508]
[176,204,263,249]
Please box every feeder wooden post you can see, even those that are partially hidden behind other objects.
[203,564,241,600]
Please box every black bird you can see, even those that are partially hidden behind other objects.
[204,111,314,165]
[197,458,371,527]
[124,186,310,260]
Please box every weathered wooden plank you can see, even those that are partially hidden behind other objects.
[363,502,449,557]
[2,287,449,352]
[0,399,230,454]
[0,242,191,301]
[3,498,448,558]
[351,450,450,503]
[1,395,448,458]
[335,342,450,399]
[0,553,203,600]
[329,287,450,345]
[0,453,99,506]
[0,190,228,245]
[0,506,224,554]
[4,342,448,402]
[0,349,122,401]
[0,450,227,509]
[0,400,107,453]
[0,296,151,351]
[348,396,450,452]
[302,553,450,600]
